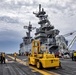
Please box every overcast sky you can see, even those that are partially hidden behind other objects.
[0,0,76,53]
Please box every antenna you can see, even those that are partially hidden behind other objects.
[24,21,36,38]
[39,4,41,12]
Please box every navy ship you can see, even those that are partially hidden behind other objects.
[19,4,68,56]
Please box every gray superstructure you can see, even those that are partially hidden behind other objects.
[19,4,68,56]
[34,4,60,54]
[19,22,35,55]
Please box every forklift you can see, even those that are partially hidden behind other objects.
[28,40,61,69]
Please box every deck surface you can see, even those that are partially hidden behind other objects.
[0,55,76,75]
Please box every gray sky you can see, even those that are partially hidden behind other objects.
[0,0,76,53]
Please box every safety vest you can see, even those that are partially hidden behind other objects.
[74,52,76,56]
[14,53,16,57]
[2,53,5,57]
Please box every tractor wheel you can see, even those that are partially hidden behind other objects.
[59,62,62,68]
[36,61,42,69]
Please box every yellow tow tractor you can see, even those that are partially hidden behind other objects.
[72,51,76,61]
[28,40,61,69]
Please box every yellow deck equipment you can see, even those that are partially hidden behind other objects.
[28,40,61,69]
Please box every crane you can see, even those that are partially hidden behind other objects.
[63,31,76,37]
[56,30,76,56]
[62,31,76,50]
[68,36,76,50]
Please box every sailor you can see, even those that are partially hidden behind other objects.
[1,53,3,64]
[2,53,6,64]
[14,53,17,61]
[72,52,73,60]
